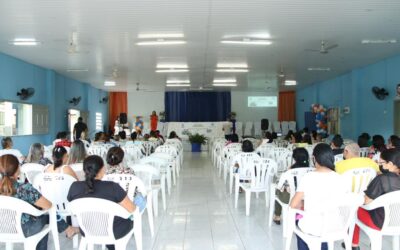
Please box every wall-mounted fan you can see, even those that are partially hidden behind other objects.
[99,96,108,104]
[372,86,389,100]
[17,88,35,100]
[69,96,81,106]
[305,40,338,54]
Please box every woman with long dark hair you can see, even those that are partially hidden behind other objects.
[44,146,78,180]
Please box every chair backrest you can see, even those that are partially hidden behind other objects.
[244,121,253,136]
[44,145,54,159]
[281,121,289,136]
[33,173,76,214]
[288,121,296,132]
[141,141,157,156]
[20,163,45,184]
[130,164,159,188]
[103,174,147,201]
[334,154,344,163]
[69,163,84,181]
[341,167,377,193]
[139,156,168,171]
[275,150,293,173]
[87,145,108,159]
[273,121,282,133]
[0,196,47,241]
[155,145,178,157]
[359,147,370,157]
[371,190,400,234]
[69,198,131,243]
[256,143,276,158]
[123,145,144,163]
[278,168,314,198]
[231,152,261,170]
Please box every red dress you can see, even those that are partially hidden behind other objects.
[150,115,158,131]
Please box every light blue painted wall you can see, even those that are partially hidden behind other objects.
[296,54,400,140]
[0,52,109,154]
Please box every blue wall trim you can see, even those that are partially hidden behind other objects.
[0,52,109,154]
[296,54,400,140]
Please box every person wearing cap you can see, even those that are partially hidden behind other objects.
[335,143,379,174]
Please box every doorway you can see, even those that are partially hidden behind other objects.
[68,109,89,140]
[394,100,400,135]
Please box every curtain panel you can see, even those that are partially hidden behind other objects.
[278,91,296,121]
[108,92,127,130]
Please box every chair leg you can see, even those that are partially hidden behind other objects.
[264,191,269,207]
[78,238,87,250]
[171,164,176,185]
[393,235,400,250]
[370,235,383,250]
[152,189,159,217]
[268,190,275,226]
[71,215,79,248]
[234,179,240,208]
[166,170,172,194]
[146,193,155,237]
[245,191,251,216]
[229,170,233,195]
[133,215,143,250]
[50,208,61,250]
[5,242,13,250]
[161,183,166,211]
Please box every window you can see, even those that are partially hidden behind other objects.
[96,112,103,130]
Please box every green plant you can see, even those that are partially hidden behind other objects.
[188,133,207,145]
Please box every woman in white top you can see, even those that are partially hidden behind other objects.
[290,143,345,250]
[44,146,78,180]
[0,136,24,163]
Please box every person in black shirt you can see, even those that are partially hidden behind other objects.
[73,117,87,140]
[67,155,136,250]
[350,148,400,250]
[330,134,344,156]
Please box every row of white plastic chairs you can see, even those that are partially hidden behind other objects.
[4,138,185,250]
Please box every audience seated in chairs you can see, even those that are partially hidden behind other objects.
[67,155,136,250]
[168,131,181,140]
[225,133,239,146]
[290,143,346,250]
[301,134,312,145]
[106,146,135,175]
[54,131,72,148]
[44,146,78,180]
[0,136,25,163]
[330,134,344,156]
[335,143,379,174]
[273,148,310,225]
[0,154,78,250]
[368,134,387,158]
[24,143,52,166]
[348,148,400,250]
[387,135,400,149]
[67,140,87,165]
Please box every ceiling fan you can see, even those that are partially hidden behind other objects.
[277,65,285,78]
[135,82,159,92]
[305,40,338,54]
[67,32,89,54]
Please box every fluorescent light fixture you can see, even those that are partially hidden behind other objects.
[104,81,116,86]
[221,38,272,45]
[213,78,236,83]
[136,39,186,46]
[217,63,248,68]
[157,64,188,69]
[166,80,190,84]
[361,39,397,44]
[166,84,191,87]
[156,69,189,73]
[307,67,331,71]
[212,83,237,87]
[10,38,40,46]
[67,69,89,72]
[138,33,184,39]
[216,68,248,73]
[284,80,297,86]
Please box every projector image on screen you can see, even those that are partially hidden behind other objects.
[248,96,277,107]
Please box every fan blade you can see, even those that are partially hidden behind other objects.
[305,49,320,52]
[325,44,338,50]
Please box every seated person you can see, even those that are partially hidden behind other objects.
[273,148,310,225]
[118,131,127,141]
[44,146,79,180]
[262,132,274,144]
[368,134,387,158]
[0,137,24,163]
[290,144,346,250]
[155,130,165,142]
[335,143,379,174]
[0,154,78,250]
[349,148,400,250]
[225,133,239,146]
[92,132,106,145]
[24,143,52,166]
[67,155,136,250]
[387,135,400,149]
[168,131,181,140]
[301,134,312,145]
[54,131,72,148]
[106,147,135,175]
[135,117,144,134]
[148,131,158,142]
[330,134,344,155]
[67,140,87,165]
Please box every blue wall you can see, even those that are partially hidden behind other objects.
[0,52,109,154]
[296,54,400,140]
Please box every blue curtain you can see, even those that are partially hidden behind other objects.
[165,92,231,122]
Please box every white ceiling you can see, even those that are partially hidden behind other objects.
[0,0,400,92]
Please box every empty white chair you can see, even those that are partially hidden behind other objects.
[228,152,261,195]
[103,174,154,238]
[150,152,177,187]
[342,167,377,194]
[155,145,181,177]
[275,149,293,174]
[254,121,262,137]
[355,190,400,250]
[235,121,243,137]
[234,158,277,216]
[244,121,253,136]
[256,143,275,158]
[285,193,363,250]
[33,173,78,249]
[288,121,296,132]
[20,163,45,184]
[69,198,140,250]
[281,121,289,136]
[140,155,171,194]
[0,196,51,250]
[273,121,282,134]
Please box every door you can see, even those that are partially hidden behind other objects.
[394,100,400,135]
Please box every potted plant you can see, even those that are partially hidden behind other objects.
[188,133,207,152]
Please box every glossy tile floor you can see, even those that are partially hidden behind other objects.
[7,152,392,249]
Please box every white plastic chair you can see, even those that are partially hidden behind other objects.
[334,154,344,163]
[341,167,377,194]
[359,147,370,157]
[235,121,243,137]
[254,121,262,137]
[243,122,253,136]
[69,198,140,250]
[234,158,277,216]
[155,145,182,177]
[151,152,177,187]
[0,196,51,250]
[33,173,78,249]
[275,149,293,174]
[69,163,84,181]
[103,174,153,238]
[139,155,171,194]
[285,193,363,250]
[219,143,242,179]
[256,143,276,158]
[122,145,144,164]
[20,163,45,184]
[87,145,108,160]
[273,121,282,134]
[228,152,261,195]
[268,167,314,237]
[281,121,289,136]
[288,121,296,132]
[131,163,164,217]
[355,190,400,250]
